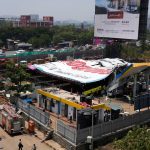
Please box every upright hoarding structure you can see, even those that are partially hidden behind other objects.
[94,0,141,40]
[138,0,149,40]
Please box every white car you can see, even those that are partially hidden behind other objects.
[16,50,25,54]
[20,60,27,65]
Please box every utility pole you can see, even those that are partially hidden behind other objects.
[133,74,137,111]
[87,109,94,150]
[91,110,94,150]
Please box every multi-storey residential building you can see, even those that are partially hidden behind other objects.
[12,14,53,28]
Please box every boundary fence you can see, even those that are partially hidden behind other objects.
[56,109,150,144]
[57,120,77,143]
[0,48,77,59]
[18,99,50,125]
[134,93,150,110]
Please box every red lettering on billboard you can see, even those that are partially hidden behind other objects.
[66,61,111,74]
[107,11,123,19]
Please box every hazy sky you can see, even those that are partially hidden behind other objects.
[0,0,95,21]
[0,0,150,22]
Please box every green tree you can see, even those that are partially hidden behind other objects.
[52,31,77,44]
[39,34,50,47]
[28,34,51,48]
[113,127,150,150]
[28,37,40,48]
[105,41,122,58]
[78,30,93,45]
[0,39,3,47]
[5,61,30,93]
[0,21,12,28]
[0,24,94,48]
[52,34,64,45]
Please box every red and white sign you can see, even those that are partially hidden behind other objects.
[32,59,113,83]
[94,0,141,40]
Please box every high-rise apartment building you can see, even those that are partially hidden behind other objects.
[12,14,53,28]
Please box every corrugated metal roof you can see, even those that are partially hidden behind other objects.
[121,63,150,79]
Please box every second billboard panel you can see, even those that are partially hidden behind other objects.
[94,0,141,40]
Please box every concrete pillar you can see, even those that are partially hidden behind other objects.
[58,101,61,115]
[98,109,104,123]
[36,93,40,106]
[133,74,137,99]
[145,69,150,109]
[146,71,150,92]
[76,109,78,121]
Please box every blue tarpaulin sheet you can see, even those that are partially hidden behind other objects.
[23,98,32,103]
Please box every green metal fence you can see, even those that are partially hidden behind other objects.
[0,48,77,59]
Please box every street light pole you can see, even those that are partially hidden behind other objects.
[91,110,94,150]
[86,109,95,150]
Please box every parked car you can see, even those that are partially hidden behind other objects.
[16,50,25,54]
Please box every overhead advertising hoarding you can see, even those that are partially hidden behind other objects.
[29,59,129,84]
[32,60,112,84]
[94,0,141,40]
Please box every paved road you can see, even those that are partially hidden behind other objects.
[5,51,16,56]
[0,128,52,150]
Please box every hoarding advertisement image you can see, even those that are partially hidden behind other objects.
[32,59,112,84]
[94,0,141,40]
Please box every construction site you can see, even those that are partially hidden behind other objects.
[0,53,150,150]
[15,57,149,149]
[0,0,150,149]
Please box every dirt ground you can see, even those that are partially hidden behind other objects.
[94,96,135,114]
[0,127,53,150]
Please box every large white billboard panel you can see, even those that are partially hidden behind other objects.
[29,59,129,84]
[94,0,141,40]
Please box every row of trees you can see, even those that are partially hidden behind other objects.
[0,21,149,60]
[104,40,150,61]
[0,23,93,48]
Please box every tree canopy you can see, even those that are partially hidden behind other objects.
[0,24,94,48]
[113,127,150,150]
[5,61,30,93]
[0,22,149,60]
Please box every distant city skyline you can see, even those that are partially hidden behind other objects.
[0,0,95,22]
[0,0,150,22]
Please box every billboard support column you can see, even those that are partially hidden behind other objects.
[146,70,150,110]
[133,74,137,101]
[138,0,149,41]
[146,70,150,93]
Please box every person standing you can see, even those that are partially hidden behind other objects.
[18,139,23,150]
[31,144,37,150]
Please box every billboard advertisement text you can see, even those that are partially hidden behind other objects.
[94,0,141,40]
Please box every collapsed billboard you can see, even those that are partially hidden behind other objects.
[29,59,129,84]
[94,0,141,40]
